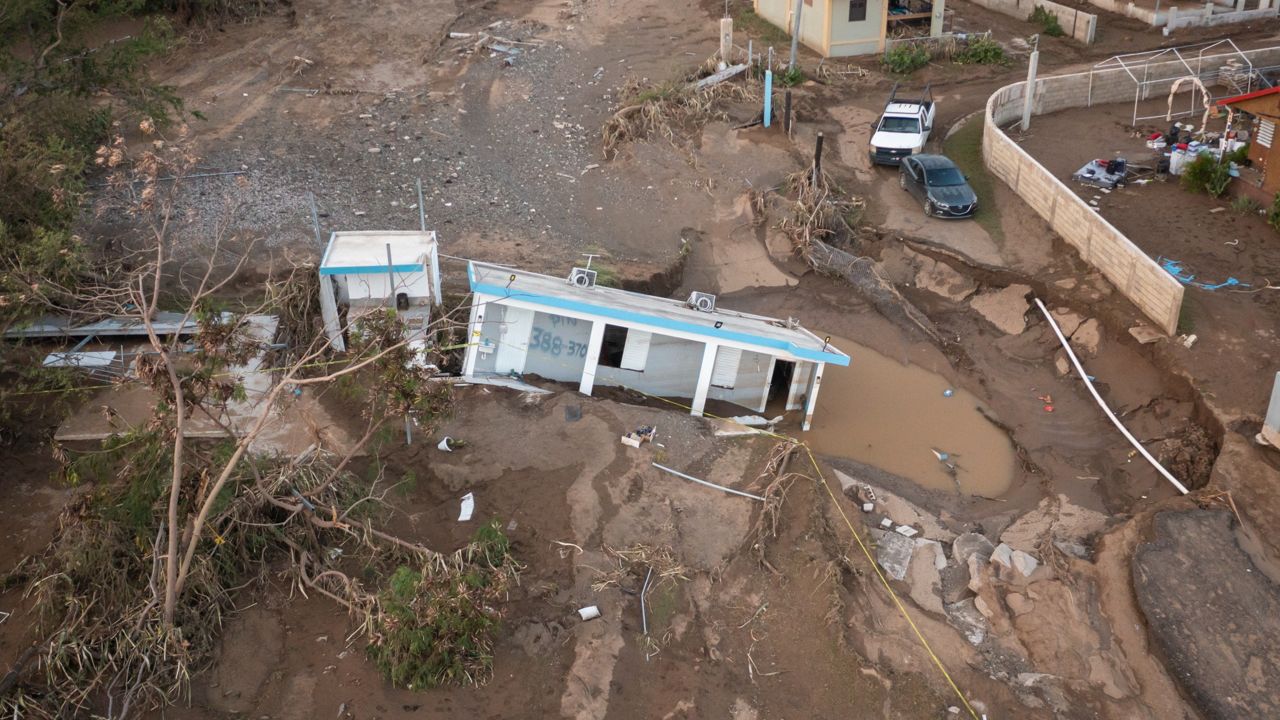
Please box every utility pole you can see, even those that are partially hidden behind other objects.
[789,0,804,71]
[1021,34,1040,132]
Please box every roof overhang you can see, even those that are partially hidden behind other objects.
[467,262,850,366]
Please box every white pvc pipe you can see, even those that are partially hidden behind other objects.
[652,463,766,501]
[1033,298,1189,495]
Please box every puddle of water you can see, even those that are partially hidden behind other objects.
[806,338,1016,497]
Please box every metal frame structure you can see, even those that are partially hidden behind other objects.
[1089,40,1252,125]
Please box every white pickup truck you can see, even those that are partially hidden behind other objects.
[869,84,936,166]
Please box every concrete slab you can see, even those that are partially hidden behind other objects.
[1070,318,1102,356]
[914,255,979,303]
[1129,324,1164,344]
[907,540,945,614]
[969,284,1031,335]
[874,529,915,581]
[1049,307,1084,337]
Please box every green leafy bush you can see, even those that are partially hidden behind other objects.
[1180,153,1232,198]
[1225,142,1250,166]
[1268,193,1280,232]
[1031,6,1066,37]
[367,521,519,689]
[1231,195,1260,215]
[882,43,930,74]
[953,36,1007,65]
[779,66,805,86]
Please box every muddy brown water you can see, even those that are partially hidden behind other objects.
[807,337,1016,496]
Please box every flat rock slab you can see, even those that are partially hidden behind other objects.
[875,529,916,581]
[1070,318,1102,355]
[1049,307,1084,337]
[914,256,978,303]
[1129,324,1164,344]
[969,284,1031,335]
[1133,509,1280,720]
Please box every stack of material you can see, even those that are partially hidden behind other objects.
[1071,157,1128,189]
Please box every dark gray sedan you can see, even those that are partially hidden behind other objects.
[899,154,978,219]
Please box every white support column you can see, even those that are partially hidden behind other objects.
[578,320,607,396]
[691,342,720,417]
[461,295,485,378]
[802,362,825,431]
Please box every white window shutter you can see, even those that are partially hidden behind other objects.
[620,330,651,371]
[1260,120,1275,149]
[710,346,742,388]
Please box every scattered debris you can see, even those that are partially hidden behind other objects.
[438,436,455,452]
[458,492,475,522]
[577,606,601,621]
[621,426,656,448]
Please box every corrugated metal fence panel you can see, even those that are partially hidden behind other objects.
[711,346,743,388]
[621,330,652,371]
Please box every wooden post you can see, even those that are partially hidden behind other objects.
[784,90,793,134]
[812,131,825,185]
[386,243,396,308]
[720,17,734,63]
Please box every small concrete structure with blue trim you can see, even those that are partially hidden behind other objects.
[318,231,443,352]
[462,261,849,430]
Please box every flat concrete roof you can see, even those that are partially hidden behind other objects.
[321,231,437,275]
[468,261,849,366]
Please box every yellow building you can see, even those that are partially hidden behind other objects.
[752,0,944,58]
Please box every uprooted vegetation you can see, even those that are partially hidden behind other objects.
[0,127,514,717]
[601,70,760,159]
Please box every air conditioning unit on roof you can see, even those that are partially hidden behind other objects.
[687,291,716,313]
[567,267,597,287]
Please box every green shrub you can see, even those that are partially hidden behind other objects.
[1031,6,1066,37]
[883,43,930,74]
[953,36,1007,65]
[1268,193,1280,232]
[1225,142,1250,166]
[1231,195,1260,215]
[779,66,805,86]
[366,521,518,689]
[1180,153,1232,198]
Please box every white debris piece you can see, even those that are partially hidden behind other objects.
[458,492,475,522]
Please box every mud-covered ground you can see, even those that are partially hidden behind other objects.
[6,0,1280,718]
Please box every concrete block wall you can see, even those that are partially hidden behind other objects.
[1166,5,1280,29]
[983,83,1189,334]
[965,0,1098,43]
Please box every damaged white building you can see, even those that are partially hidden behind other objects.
[462,261,849,429]
[318,230,443,352]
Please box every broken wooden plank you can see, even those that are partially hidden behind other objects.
[691,63,748,91]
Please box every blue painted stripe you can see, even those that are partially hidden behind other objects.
[469,276,849,366]
[320,263,425,275]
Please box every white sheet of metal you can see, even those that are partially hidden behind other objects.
[620,330,652,371]
[711,346,742,388]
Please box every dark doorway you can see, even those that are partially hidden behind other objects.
[598,324,628,368]
[769,360,795,403]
